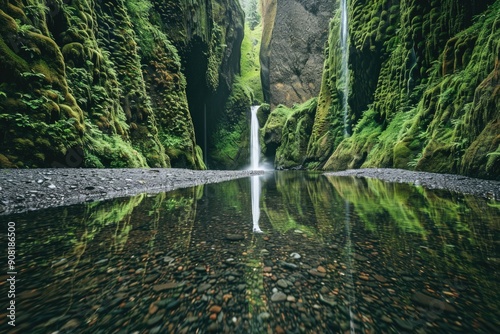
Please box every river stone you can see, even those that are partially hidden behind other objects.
[225,234,245,241]
[277,279,288,288]
[353,253,368,261]
[281,262,298,270]
[271,292,287,302]
[395,318,415,331]
[147,315,163,326]
[153,281,184,292]
[258,312,271,321]
[412,292,457,313]
[198,283,212,293]
[60,319,80,330]
[374,274,388,283]
[209,305,222,313]
[308,269,326,278]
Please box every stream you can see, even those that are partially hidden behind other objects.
[1,172,499,333]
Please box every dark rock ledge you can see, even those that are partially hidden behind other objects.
[0,168,264,215]
[326,168,500,200]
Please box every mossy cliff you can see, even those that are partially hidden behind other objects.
[303,0,499,179]
[0,0,244,169]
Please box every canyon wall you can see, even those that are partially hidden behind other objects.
[0,0,244,169]
[260,0,333,107]
[264,0,499,180]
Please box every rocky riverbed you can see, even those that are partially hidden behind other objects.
[0,168,263,215]
[326,168,500,200]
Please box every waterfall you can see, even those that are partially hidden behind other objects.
[340,0,350,137]
[250,105,261,170]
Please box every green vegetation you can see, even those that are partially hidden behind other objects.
[239,18,264,103]
[0,0,244,169]
[301,0,499,179]
[210,79,252,168]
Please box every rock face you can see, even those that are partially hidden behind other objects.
[260,0,333,107]
[293,0,498,179]
[0,0,244,169]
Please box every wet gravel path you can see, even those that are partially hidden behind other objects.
[0,168,263,215]
[326,168,500,200]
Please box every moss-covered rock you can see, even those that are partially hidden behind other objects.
[0,0,244,169]
[303,0,499,180]
[261,98,317,168]
[275,98,317,169]
[210,79,252,169]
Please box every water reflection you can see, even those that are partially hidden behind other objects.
[251,175,263,233]
[0,172,499,333]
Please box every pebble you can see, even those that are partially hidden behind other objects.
[225,234,245,241]
[209,305,222,313]
[271,292,287,302]
[308,269,326,278]
[258,312,271,321]
[281,262,298,270]
[290,252,301,259]
[153,282,184,292]
[277,279,288,288]
[147,315,163,326]
[412,292,457,313]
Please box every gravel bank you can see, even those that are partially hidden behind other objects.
[0,168,264,215]
[326,168,500,200]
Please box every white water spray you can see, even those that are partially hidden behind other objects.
[340,0,350,137]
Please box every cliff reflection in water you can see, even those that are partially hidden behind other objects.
[0,172,498,333]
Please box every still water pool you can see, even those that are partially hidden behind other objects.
[1,172,499,333]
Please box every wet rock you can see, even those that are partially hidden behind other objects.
[271,292,287,302]
[412,292,457,313]
[258,312,271,322]
[60,319,80,330]
[225,234,245,241]
[353,253,368,261]
[147,315,163,326]
[290,252,301,259]
[281,262,298,270]
[319,293,336,307]
[145,274,160,283]
[308,269,326,278]
[153,281,184,292]
[374,274,388,283]
[277,279,289,288]
[163,256,175,264]
[209,305,222,313]
[395,318,415,331]
[198,283,212,293]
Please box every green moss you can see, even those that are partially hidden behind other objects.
[274,98,317,169]
[210,79,252,169]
